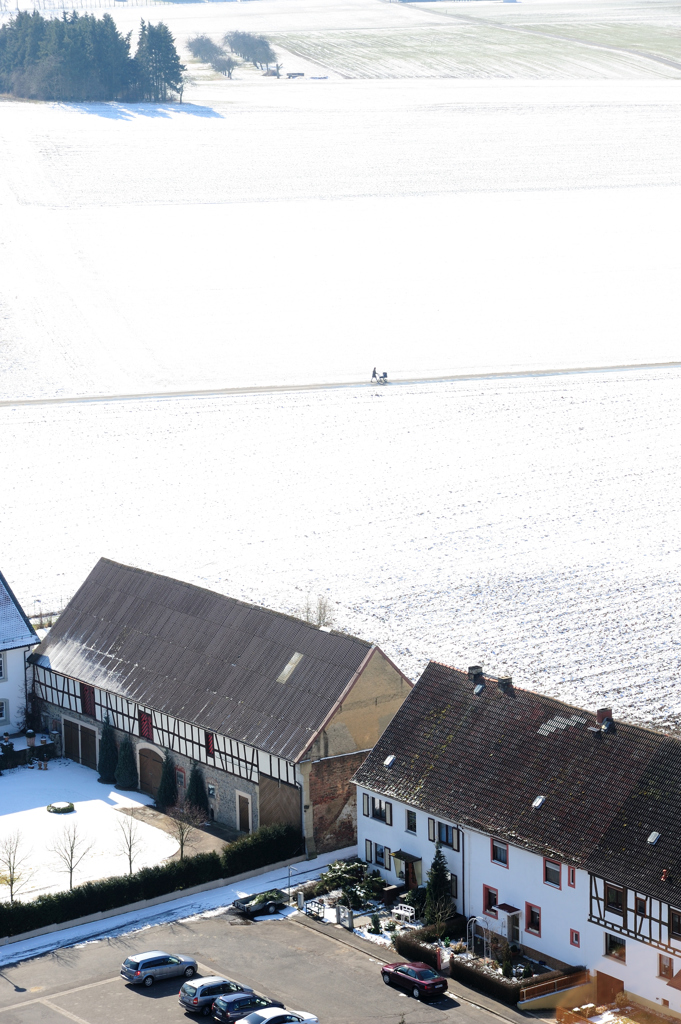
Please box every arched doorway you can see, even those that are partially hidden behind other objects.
[139,748,163,798]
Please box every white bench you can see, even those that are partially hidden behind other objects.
[393,903,416,923]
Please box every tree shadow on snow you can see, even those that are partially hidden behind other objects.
[70,102,223,120]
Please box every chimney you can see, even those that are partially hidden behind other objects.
[596,708,612,725]
[468,665,483,685]
[497,676,513,694]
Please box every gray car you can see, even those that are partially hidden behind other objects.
[120,949,197,987]
[180,976,255,1016]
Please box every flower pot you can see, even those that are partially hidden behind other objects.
[26,735,35,747]
[40,736,47,745]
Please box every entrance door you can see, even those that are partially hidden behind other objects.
[238,794,250,833]
[64,719,79,761]
[509,914,520,943]
[139,749,163,798]
[405,861,417,890]
[597,972,624,1004]
[80,726,97,770]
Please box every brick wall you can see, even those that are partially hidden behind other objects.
[309,751,368,853]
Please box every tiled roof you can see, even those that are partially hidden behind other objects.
[0,570,38,650]
[353,661,681,900]
[29,558,374,762]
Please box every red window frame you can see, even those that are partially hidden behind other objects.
[176,767,186,790]
[568,866,576,888]
[570,929,580,947]
[139,710,153,741]
[483,884,499,917]
[491,838,509,868]
[543,857,562,889]
[80,683,95,717]
[525,902,541,936]
[205,731,215,757]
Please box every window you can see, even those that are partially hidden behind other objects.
[375,843,385,867]
[605,933,626,962]
[570,929,580,947]
[662,1000,670,1009]
[659,955,674,979]
[371,798,392,825]
[138,710,153,741]
[605,884,624,914]
[483,885,498,916]
[568,866,576,888]
[491,839,508,866]
[428,818,436,842]
[525,903,541,936]
[636,897,647,917]
[439,823,459,849]
[276,652,303,683]
[207,784,216,798]
[363,794,370,817]
[80,683,95,717]
[450,873,458,899]
[205,731,215,757]
[365,839,373,863]
[0,651,5,679]
[0,699,7,723]
[671,910,681,939]
[406,810,417,833]
[544,858,561,888]
[176,767,186,789]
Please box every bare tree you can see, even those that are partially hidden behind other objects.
[49,823,94,890]
[166,805,204,861]
[0,831,32,903]
[300,594,334,628]
[116,813,144,875]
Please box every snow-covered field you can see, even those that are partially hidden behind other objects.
[0,761,178,900]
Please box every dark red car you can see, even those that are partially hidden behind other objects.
[381,961,448,1000]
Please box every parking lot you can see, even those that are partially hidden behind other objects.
[0,911,524,1024]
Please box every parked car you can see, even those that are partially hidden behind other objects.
[180,976,255,1016]
[241,1010,318,1024]
[381,961,448,1000]
[120,950,197,986]
[213,993,285,1021]
[232,890,288,917]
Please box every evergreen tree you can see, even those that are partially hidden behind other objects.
[424,842,451,926]
[133,19,183,102]
[185,761,209,815]
[97,715,118,783]
[114,736,138,791]
[156,750,178,811]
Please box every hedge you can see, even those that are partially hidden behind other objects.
[392,932,439,970]
[0,822,303,939]
[448,955,522,1004]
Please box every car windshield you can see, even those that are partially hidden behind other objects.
[181,984,197,996]
[243,1015,268,1023]
[123,958,139,969]
[415,969,438,980]
[214,997,228,1009]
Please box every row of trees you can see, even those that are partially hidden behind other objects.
[187,29,279,78]
[0,11,184,101]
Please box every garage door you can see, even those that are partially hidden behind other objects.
[80,726,97,771]
[139,749,163,797]
[64,719,80,762]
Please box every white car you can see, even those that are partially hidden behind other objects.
[242,1009,319,1024]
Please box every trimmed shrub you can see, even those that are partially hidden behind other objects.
[114,737,138,791]
[221,822,302,878]
[47,802,74,814]
[156,751,178,811]
[448,956,522,1005]
[186,762,209,815]
[97,716,118,784]
[392,932,439,970]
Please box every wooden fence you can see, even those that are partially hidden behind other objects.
[521,971,590,1002]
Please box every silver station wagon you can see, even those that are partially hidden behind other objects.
[179,976,255,1015]
[120,949,198,986]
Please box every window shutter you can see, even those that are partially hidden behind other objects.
[384,847,391,871]
[385,802,393,826]
[428,817,435,842]
[363,793,370,817]
[365,839,373,863]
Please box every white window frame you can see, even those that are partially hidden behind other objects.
[0,698,8,723]
[235,790,252,833]
[0,650,7,681]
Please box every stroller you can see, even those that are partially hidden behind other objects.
[378,371,389,385]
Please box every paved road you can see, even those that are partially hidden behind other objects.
[0,911,521,1024]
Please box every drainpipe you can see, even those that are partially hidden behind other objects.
[461,827,466,918]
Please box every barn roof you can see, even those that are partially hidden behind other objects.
[29,558,374,762]
[353,660,681,900]
[0,570,38,651]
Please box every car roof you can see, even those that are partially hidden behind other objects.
[129,951,168,959]
[196,976,234,986]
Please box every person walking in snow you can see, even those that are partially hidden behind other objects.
[371,367,378,382]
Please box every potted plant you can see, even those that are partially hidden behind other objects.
[40,735,48,745]
[26,729,36,747]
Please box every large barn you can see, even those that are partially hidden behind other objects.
[29,558,411,853]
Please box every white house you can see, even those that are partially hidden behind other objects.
[0,570,38,733]
[353,661,681,1017]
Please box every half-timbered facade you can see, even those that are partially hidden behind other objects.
[0,569,38,733]
[354,661,681,1016]
[29,558,411,851]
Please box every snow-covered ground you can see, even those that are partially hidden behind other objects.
[0,761,178,900]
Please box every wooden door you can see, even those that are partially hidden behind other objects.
[139,749,163,797]
[238,795,250,833]
[64,719,79,762]
[405,861,417,890]
[597,972,624,1004]
[80,726,97,770]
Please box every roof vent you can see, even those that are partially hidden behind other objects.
[600,717,616,734]
[648,831,661,846]
[497,676,513,694]
[596,707,613,725]
[532,795,546,809]
[474,682,485,696]
[384,754,396,768]
[468,665,483,684]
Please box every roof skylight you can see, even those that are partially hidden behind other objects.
[384,754,396,768]
[276,652,304,683]
[532,795,546,809]
[647,831,661,845]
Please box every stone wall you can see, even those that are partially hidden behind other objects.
[308,750,368,854]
